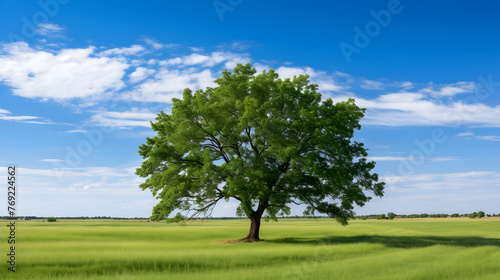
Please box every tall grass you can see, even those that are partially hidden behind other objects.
[1,218,499,279]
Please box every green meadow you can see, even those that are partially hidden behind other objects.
[1,218,499,279]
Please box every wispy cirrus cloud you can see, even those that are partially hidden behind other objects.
[0,108,53,124]
[430,157,461,162]
[456,132,474,137]
[65,129,88,133]
[142,38,179,50]
[456,132,500,141]
[373,171,500,214]
[97,45,145,56]
[18,166,135,178]
[329,92,500,127]
[216,40,259,51]
[361,79,385,90]
[384,170,500,196]
[6,165,156,217]
[89,108,158,129]
[475,135,500,141]
[367,156,461,162]
[367,156,415,161]
[35,23,65,37]
[39,159,64,163]
[419,81,476,97]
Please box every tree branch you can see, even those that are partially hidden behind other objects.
[175,158,204,166]
[191,119,230,163]
[193,196,223,214]
[245,123,260,156]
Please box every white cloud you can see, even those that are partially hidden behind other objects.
[65,129,88,133]
[166,53,206,66]
[420,81,476,97]
[383,171,500,192]
[399,81,414,89]
[19,166,135,178]
[142,38,179,50]
[366,156,460,162]
[276,66,345,92]
[475,135,500,141]
[430,157,461,162]
[455,132,500,141]
[97,110,157,120]
[357,170,500,214]
[189,47,204,52]
[316,80,344,92]
[456,132,474,137]
[217,41,256,51]
[143,38,164,49]
[35,23,64,37]
[361,79,385,90]
[0,42,129,100]
[7,166,144,196]
[0,164,156,217]
[97,45,145,56]
[161,51,248,68]
[123,52,252,103]
[275,66,310,79]
[253,63,271,74]
[40,159,64,163]
[89,108,157,129]
[329,92,500,127]
[124,68,216,103]
[377,92,423,102]
[367,156,415,161]
[0,115,38,121]
[0,108,52,124]
[129,67,154,83]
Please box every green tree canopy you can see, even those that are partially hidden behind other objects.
[136,63,385,241]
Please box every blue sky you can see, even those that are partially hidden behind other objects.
[0,0,499,218]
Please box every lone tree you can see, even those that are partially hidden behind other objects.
[136,63,384,242]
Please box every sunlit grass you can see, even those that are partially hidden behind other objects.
[1,218,499,279]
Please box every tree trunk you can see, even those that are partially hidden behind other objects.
[244,212,262,242]
[240,201,267,242]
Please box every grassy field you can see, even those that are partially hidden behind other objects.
[1,217,499,279]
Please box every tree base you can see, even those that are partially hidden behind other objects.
[241,236,262,242]
[222,237,262,244]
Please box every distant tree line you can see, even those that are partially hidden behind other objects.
[355,211,496,220]
[0,216,149,220]
[1,212,497,221]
